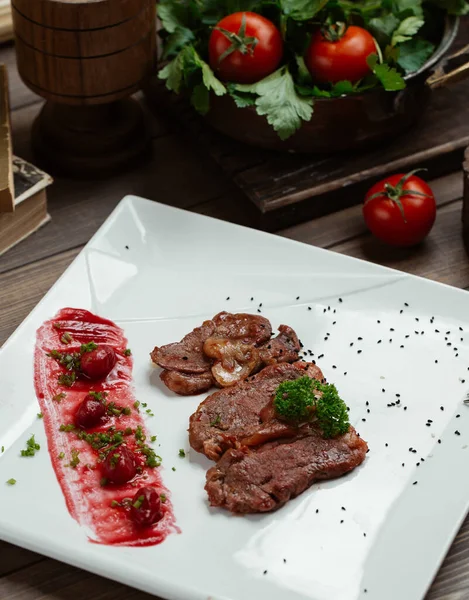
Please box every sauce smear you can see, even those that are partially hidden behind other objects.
[34,307,178,546]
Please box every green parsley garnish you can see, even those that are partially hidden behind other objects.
[58,452,65,459]
[133,495,145,509]
[80,341,98,354]
[133,401,140,412]
[53,322,62,330]
[172,467,176,472]
[20,434,40,457]
[68,449,80,468]
[210,414,221,427]
[150,435,157,443]
[58,372,76,387]
[145,409,154,417]
[179,449,186,458]
[60,332,73,344]
[6,478,16,485]
[160,494,167,503]
[111,500,120,508]
[60,424,76,432]
[274,376,350,439]
[124,348,132,356]
[52,392,66,403]
[37,413,43,419]
[1,446,4,453]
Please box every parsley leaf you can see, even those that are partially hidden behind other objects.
[391,16,424,45]
[398,38,435,73]
[369,14,400,44]
[368,54,406,91]
[20,435,40,457]
[227,86,257,108]
[6,478,16,486]
[235,67,313,140]
[280,0,329,20]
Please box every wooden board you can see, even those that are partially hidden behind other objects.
[146,21,469,231]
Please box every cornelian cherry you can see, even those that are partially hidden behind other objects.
[130,487,163,527]
[74,394,107,429]
[81,345,116,380]
[102,446,137,484]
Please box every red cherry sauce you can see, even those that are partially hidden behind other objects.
[34,308,178,546]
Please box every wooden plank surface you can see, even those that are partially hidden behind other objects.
[1,35,469,600]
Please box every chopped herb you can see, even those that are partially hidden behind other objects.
[124,348,132,356]
[133,401,141,412]
[6,478,16,485]
[135,425,145,442]
[68,449,80,468]
[145,409,155,417]
[172,466,176,471]
[60,423,76,432]
[139,444,162,468]
[100,477,108,487]
[111,500,120,508]
[20,434,40,457]
[210,414,221,427]
[179,449,186,458]
[58,372,76,387]
[160,494,167,503]
[52,392,66,403]
[133,495,145,509]
[58,452,65,459]
[37,413,43,419]
[150,435,157,443]
[80,341,98,354]
[142,402,148,408]
[60,332,73,344]
[1,446,4,453]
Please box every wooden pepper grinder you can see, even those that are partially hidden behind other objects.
[12,0,156,177]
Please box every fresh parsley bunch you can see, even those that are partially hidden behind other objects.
[158,0,468,140]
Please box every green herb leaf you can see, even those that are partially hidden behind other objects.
[227,84,257,108]
[397,38,435,73]
[280,0,329,20]
[367,54,406,91]
[179,448,186,457]
[68,449,80,469]
[160,493,167,503]
[124,348,132,357]
[159,51,185,93]
[369,14,400,44]
[52,392,66,403]
[37,413,43,419]
[80,342,98,354]
[60,332,73,344]
[6,478,16,485]
[391,16,424,45]
[20,434,40,457]
[235,67,313,140]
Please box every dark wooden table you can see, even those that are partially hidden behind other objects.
[1,42,469,600]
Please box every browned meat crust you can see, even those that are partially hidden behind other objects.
[205,426,368,513]
[189,361,324,460]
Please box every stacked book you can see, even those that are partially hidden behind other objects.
[0,62,53,257]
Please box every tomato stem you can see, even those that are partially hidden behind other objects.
[216,13,259,65]
[320,21,347,42]
[364,169,433,225]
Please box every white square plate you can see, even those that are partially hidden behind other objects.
[1,196,469,600]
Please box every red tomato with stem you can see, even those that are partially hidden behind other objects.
[306,24,376,84]
[209,12,283,84]
[363,171,436,247]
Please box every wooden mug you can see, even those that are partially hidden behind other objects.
[12,0,156,177]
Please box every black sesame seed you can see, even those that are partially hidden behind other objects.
[283,559,287,564]
[358,350,362,354]
[125,245,129,250]
[405,303,409,307]
[182,356,188,361]
[350,342,354,347]
[446,331,451,335]
[344,371,347,376]
[389,339,393,343]
[332,365,337,369]
[308,307,312,311]
[341,507,346,511]
[390,328,395,332]
[259,303,263,307]
[385,443,388,447]
[457,414,461,418]
[400,345,404,348]
[421,458,425,462]
[435,329,440,333]
[435,360,438,364]
[426,423,431,427]
[412,449,417,453]
[400,310,403,314]
[333,309,336,313]
[257,309,261,313]
[427,419,433,423]
[358,337,363,341]
[226,297,230,300]
[340,520,344,524]
[440,406,444,411]
[296,296,300,300]
[405,335,410,339]
[339,298,343,303]
[250,297,254,301]
[364,533,367,537]
[416,463,420,467]
[404,407,407,410]
[377,340,382,344]
[318,354,324,359]
[377,320,381,324]
[396,394,400,397]
[263,570,268,575]
[438,439,441,444]
[447,343,452,346]
[333,321,336,325]
[415,318,419,322]
[462,380,466,384]
[323,308,326,313]
[455,430,461,436]
[413,481,418,485]
[382,388,385,393]
[316,509,319,513]
[402,463,405,467]
[460,327,463,331]
[362,418,366,422]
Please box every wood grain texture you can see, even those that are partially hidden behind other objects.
[13,0,156,104]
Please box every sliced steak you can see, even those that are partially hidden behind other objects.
[189,361,324,460]
[212,312,272,345]
[205,426,368,513]
[160,370,214,396]
[259,325,301,365]
[151,320,215,374]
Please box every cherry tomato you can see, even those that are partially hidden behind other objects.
[74,393,107,429]
[363,172,436,247]
[209,12,283,84]
[130,487,163,527]
[80,345,116,380]
[306,25,376,84]
[102,446,137,484]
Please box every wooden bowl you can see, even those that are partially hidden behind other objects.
[204,16,460,154]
